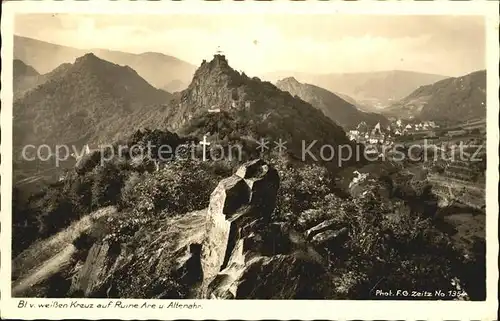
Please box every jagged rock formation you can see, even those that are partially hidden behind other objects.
[199,159,331,299]
[296,209,349,249]
[69,209,209,298]
[71,241,122,297]
[275,77,388,129]
[200,159,279,297]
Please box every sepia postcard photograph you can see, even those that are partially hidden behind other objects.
[1,0,498,319]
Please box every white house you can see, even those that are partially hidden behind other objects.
[348,130,360,141]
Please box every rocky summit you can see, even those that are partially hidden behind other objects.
[171,54,357,167]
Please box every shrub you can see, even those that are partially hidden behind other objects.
[91,163,126,208]
[121,160,225,217]
[13,161,129,253]
[317,189,474,299]
[273,159,335,219]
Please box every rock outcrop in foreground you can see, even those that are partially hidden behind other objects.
[70,159,334,299]
[200,159,331,299]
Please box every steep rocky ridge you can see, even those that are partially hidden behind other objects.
[169,55,357,167]
[276,77,388,129]
[263,70,448,106]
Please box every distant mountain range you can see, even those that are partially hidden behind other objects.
[13,53,172,154]
[263,70,448,108]
[14,35,196,92]
[13,59,40,100]
[13,59,39,78]
[275,77,388,129]
[382,70,486,121]
[13,52,360,176]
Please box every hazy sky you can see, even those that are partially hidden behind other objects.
[15,14,485,77]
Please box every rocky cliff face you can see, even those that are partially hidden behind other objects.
[69,159,334,299]
[200,159,332,299]
[165,54,245,129]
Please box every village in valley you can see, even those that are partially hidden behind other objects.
[343,114,486,254]
[346,115,486,185]
[347,117,486,146]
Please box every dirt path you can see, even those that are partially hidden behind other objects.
[11,206,117,296]
[11,207,206,297]
[12,245,75,296]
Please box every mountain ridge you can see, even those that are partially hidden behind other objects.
[13,59,41,99]
[14,35,197,92]
[383,70,486,121]
[13,53,173,155]
[263,69,449,107]
[275,77,388,129]
[13,52,360,187]
[171,54,357,166]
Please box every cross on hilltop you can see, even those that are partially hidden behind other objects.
[215,46,224,55]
